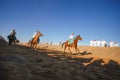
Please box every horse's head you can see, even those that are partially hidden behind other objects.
[76,35,83,40]
[37,32,43,37]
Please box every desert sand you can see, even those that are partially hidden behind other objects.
[0,38,120,80]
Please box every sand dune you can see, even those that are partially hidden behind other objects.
[0,38,120,80]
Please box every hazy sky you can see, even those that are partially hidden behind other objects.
[0,0,120,45]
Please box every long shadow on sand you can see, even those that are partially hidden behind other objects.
[0,40,120,80]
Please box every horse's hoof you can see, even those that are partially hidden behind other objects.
[78,53,81,56]
[34,48,37,51]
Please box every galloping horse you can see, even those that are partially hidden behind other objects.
[62,35,83,54]
[30,32,43,50]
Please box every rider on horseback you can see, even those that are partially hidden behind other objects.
[30,31,40,43]
[68,32,75,44]
[7,29,17,40]
[7,29,18,45]
[10,29,16,39]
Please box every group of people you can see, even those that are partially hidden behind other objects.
[7,29,41,45]
[109,41,119,47]
[90,40,107,47]
[7,29,75,45]
[90,40,119,47]
[7,29,119,47]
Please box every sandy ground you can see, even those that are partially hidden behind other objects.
[0,39,120,80]
[24,43,120,64]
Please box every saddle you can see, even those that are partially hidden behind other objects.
[32,37,40,43]
[68,38,75,44]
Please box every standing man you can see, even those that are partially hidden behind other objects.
[97,40,101,47]
[101,40,106,47]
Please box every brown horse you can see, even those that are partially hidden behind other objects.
[30,32,43,51]
[62,35,83,54]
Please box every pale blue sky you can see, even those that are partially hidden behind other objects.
[0,0,120,45]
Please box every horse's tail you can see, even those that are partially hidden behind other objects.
[28,40,31,45]
[61,42,65,48]
[16,39,19,43]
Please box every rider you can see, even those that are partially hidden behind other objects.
[30,31,40,43]
[7,29,17,40]
[68,32,75,44]
[7,29,18,45]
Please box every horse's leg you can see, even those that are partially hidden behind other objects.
[75,47,77,54]
[30,43,34,50]
[31,42,35,49]
[75,47,80,54]
[62,42,65,48]
[34,44,37,51]
[30,43,32,48]
[77,48,80,54]
[30,42,32,48]
[64,46,66,53]
[75,47,81,55]
[33,44,35,49]
[8,39,11,45]
[13,39,16,44]
[68,47,72,54]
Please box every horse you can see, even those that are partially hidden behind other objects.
[62,35,83,54]
[7,35,19,45]
[30,32,43,51]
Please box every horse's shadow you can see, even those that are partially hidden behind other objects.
[36,46,48,52]
[80,51,92,55]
